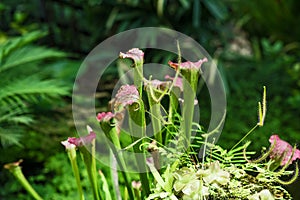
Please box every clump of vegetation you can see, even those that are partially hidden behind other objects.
[0,31,69,146]
[5,47,299,200]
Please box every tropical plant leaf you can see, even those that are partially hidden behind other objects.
[0,127,23,147]
[202,0,228,21]
[0,105,32,124]
[0,45,66,73]
[0,31,70,147]
[0,75,69,102]
[0,31,47,63]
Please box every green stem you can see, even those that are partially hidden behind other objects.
[137,154,150,197]
[146,158,165,191]
[112,150,134,200]
[79,140,101,200]
[147,89,163,144]
[128,104,151,197]
[132,57,150,197]
[165,91,180,143]
[133,188,142,200]
[152,104,163,144]
[110,153,121,200]
[129,131,151,198]
[180,78,196,150]
[68,147,85,200]
[134,62,144,95]
[7,165,43,200]
[108,127,135,200]
[230,124,258,152]
[98,170,113,200]
[100,120,134,200]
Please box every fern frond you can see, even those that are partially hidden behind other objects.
[0,127,23,147]
[0,105,32,124]
[0,75,69,103]
[0,31,70,146]
[0,46,66,73]
[0,31,47,63]
[205,142,256,164]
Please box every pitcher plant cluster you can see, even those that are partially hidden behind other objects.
[4,47,300,200]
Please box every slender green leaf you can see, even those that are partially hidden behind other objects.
[203,0,228,20]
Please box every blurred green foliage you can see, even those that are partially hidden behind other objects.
[218,0,300,150]
[231,0,300,44]
[1,152,94,200]
[218,38,300,150]
[0,0,300,199]
[0,31,71,146]
[0,0,231,54]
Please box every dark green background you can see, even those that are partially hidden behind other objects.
[0,0,299,199]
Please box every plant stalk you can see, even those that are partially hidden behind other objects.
[67,147,85,200]
[5,161,43,200]
[79,140,101,200]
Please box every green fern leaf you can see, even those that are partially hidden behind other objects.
[0,46,66,73]
[0,31,70,147]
